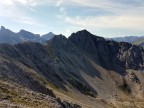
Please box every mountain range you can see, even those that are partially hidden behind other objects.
[108,36,144,46]
[1,26,144,47]
[0,26,55,44]
[0,27,144,108]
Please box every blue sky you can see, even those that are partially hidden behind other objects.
[0,0,144,37]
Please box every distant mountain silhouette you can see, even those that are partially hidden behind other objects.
[107,36,144,47]
[108,36,144,43]
[0,26,55,44]
[133,38,144,47]
[41,32,55,40]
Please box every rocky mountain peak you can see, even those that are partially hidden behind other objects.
[52,34,67,40]
[77,29,90,34]
[1,26,6,31]
[70,29,93,39]
[48,32,54,35]
[49,34,68,46]
[68,30,144,71]
[47,34,81,56]
[69,29,105,43]
[68,30,105,54]
[0,26,12,33]
[19,29,40,38]
[41,32,55,40]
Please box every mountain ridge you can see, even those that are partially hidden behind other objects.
[1,29,144,108]
[108,36,144,47]
[0,26,55,44]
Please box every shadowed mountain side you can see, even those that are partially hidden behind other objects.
[46,35,101,95]
[69,30,144,75]
[0,39,98,97]
[0,42,67,90]
[47,35,102,79]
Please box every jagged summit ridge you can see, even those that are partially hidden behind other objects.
[1,26,6,31]
[19,29,40,37]
[70,29,105,41]
[69,29,105,54]
[68,29,144,70]
[0,26,55,44]
[41,32,55,40]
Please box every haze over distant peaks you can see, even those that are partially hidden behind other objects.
[0,26,55,44]
[41,32,55,40]
[1,26,144,47]
[109,36,144,46]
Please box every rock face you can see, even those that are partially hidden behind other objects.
[69,30,144,70]
[0,29,144,108]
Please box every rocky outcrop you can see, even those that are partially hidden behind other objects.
[69,30,144,71]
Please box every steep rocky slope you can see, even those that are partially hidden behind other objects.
[69,30,144,70]
[0,30,144,108]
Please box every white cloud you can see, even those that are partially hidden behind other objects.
[65,15,144,30]
[1,0,144,37]
[58,0,144,36]
[68,0,144,8]
[14,16,45,27]
[58,7,67,18]
[56,0,64,7]
[16,0,37,7]
[0,0,47,27]
[0,0,15,6]
[64,26,84,36]
[56,0,68,19]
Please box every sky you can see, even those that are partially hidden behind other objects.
[0,0,144,38]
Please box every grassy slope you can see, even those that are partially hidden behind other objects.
[133,38,144,45]
[0,80,61,108]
